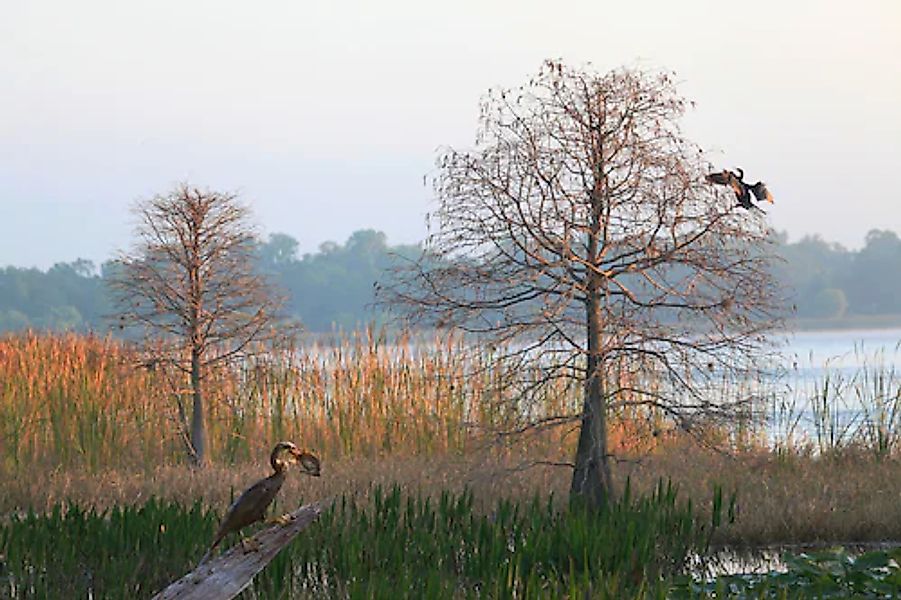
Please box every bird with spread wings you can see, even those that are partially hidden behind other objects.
[706,167,773,213]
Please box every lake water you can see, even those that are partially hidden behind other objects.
[763,327,901,449]
[777,327,901,401]
[783,327,901,369]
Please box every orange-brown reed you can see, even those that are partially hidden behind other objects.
[7,330,893,477]
[0,332,175,472]
[1,330,591,474]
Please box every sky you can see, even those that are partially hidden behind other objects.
[1,0,899,269]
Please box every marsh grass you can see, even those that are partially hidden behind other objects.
[0,498,216,599]
[1,483,725,599]
[3,450,899,549]
[1,332,900,548]
[0,331,584,473]
[3,332,899,475]
[770,345,901,459]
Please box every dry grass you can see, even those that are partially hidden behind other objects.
[4,445,899,547]
[624,445,901,546]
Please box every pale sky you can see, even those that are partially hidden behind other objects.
[1,0,899,269]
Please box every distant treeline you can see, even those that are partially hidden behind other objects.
[773,229,901,320]
[0,229,417,334]
[1,228,900,334]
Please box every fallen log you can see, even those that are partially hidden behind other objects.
[151,500,324,600]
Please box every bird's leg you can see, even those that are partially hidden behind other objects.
[240,536,262,553]
[265,513,294,526]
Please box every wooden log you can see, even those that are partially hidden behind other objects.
[151,501,324,600]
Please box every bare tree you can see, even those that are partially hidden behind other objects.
[109,185,290,466]
[385,61,782,508]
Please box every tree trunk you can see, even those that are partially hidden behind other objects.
[569,288,614,509]
[570,161,613,509]
[190,346,207,466]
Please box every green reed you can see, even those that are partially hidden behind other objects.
[0,483,726,599]
[0,498,219,599]
[768,345,901,459]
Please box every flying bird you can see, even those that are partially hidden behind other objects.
[200,442,321,563]
[705,168,774,213]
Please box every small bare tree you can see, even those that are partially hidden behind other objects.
[109,185,289,466]
[385,61,782,508]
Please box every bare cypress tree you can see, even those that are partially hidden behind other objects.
[109,185,289,466]
[384,61,782,508]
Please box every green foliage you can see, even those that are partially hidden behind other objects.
[0,483,721,599]
[775,229,901,319]
[258,229,420,331]
[0,260,108,332]
[672,547,901,598]
[4,228,901,333]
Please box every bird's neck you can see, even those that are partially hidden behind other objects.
[270,456,289,475]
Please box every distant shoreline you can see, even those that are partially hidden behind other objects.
[785,314,901,333]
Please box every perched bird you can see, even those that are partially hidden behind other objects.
[201,442,321,563]
[705,167,774,212]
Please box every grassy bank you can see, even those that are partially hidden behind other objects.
[4,449,901,548]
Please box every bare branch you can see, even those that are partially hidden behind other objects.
[381,61,784,507]
[107,184,295,464]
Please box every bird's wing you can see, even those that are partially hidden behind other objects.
[751,182,774,204]
[728,177,746,198]
[218,476,284,534]
[705,171,731,185]
[228,478,271,512]
[240,477,282,516]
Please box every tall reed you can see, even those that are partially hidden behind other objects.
[768,345,901,459]
[0,331,581,474]
[0,484,725,599]
[0,333,177,472]
[2,330,899,477]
